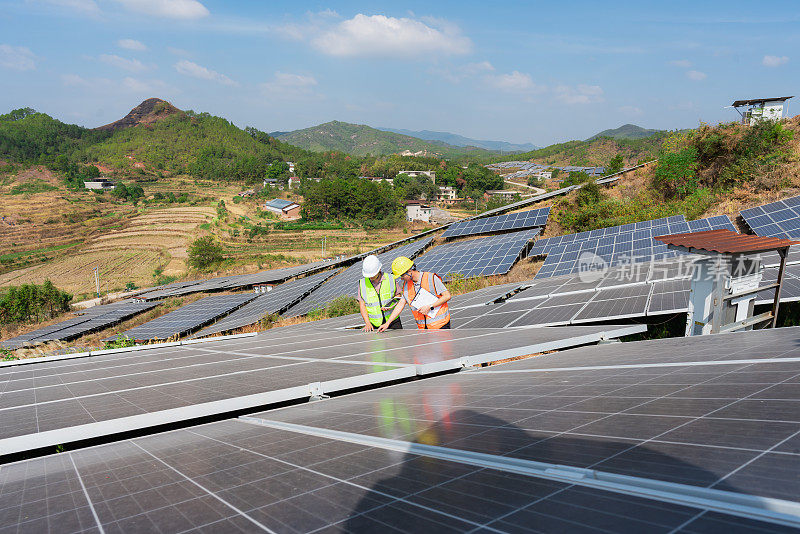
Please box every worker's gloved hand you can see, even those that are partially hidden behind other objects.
[362,323,374,333]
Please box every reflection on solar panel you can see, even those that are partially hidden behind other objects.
[533,216,736,279]
[0,301,158,349]
[740,194,800,239]
[415,228,538,280]
[442,207,550,239]
[108,293,257,341]
[191,270,337,338]
[755,264,800,304]
[284,237,433,317]
[447,281,527,309]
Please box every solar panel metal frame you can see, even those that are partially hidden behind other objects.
[740,194,800,240]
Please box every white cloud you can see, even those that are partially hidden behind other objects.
[0,44,36,71]
[485,71,543,93]
[117,39,147,51]
[669,59,692,68]
[311,14,471,59]
[116,0,209,20]
[174,59,237,86]
[34,0,99,15]
[261,71,320,99]
[555,84,604,104]
[99,54,147,72]
[618,105,643,116]
[686,70,707,81]
[763,55,789,67]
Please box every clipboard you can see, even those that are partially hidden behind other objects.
[409,287,440,319]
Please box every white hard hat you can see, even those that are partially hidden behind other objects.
[362,254,382,278]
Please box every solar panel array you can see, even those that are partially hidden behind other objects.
[191,270,337,338]
[486,161,605,179]
[134,260,330,300]
[284,237,433,317]
[533,215,737,279]
[1,300,158,349]
[740,194,800,239]
[441,207,550,239]
[107,293,257,341]
[415,228,539,280]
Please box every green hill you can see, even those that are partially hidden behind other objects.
[587,124,664,141]
[274,120,496,157]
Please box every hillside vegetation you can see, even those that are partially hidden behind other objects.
[551,117,800,233]
[494,132,669,167]
[275,120,497,158]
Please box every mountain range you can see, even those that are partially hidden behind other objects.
[587,124,664,141]
[375,128,539,152]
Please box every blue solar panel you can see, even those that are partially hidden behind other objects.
[741,195,800,240]
[533,216,736,279]
[443,207,550,239]
[416,229,539,280]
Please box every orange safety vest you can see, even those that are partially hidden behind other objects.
[403,272,450,329]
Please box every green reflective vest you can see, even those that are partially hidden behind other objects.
[359,274,397,327]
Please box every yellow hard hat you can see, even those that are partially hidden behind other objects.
[391,256,414,278]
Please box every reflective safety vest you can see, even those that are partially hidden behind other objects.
[359,274,398,327]
[403,272,450,330]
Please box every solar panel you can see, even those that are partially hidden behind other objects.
[284,237,433,317]
[191,270,337,338]
[0,301,158,349]
[107,293,258,341]
[441,207,550,239]
[571,283,652,323]
[740,194,800,240]
[415,228,538,280]
[755,264,800,304]
[227,326,800,531]
[533,216,736,280]
[0,325,639,455]
[648,278,691,315]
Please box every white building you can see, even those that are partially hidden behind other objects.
[732,96,793,125]
[84,178,114,190]
[405,201,432,223]
[436,186,458,201]
[537,171,552,180]
[398,170,436,183]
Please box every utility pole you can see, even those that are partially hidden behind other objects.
[93,267,100,298]
[321,236,326,259]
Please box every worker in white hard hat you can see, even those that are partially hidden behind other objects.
[357,254,403,332]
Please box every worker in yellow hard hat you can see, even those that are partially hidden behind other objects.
[379,256,451,331]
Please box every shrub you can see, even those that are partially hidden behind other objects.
[187,236,224,270]
[653,147,699,199]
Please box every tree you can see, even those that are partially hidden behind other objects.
[187,236,224,270]
[606,154,624,175]
[653,147,698,199]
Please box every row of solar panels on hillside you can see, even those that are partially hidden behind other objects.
[190,270,337,338]
[106,293,257,342]
[134,260,330,301]
[0,300,158,349]
[533,215,737,279]
[284,237,434,317]
[442,207,550,239]
[486,161,606,177]
[416,228,539,280]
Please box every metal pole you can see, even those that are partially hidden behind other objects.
[93,267,100,298]
[771,247,787,328]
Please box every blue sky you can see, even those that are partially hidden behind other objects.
[0,0,797,145]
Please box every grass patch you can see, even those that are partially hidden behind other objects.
[0,242,81,262]
[9,180,59,195]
